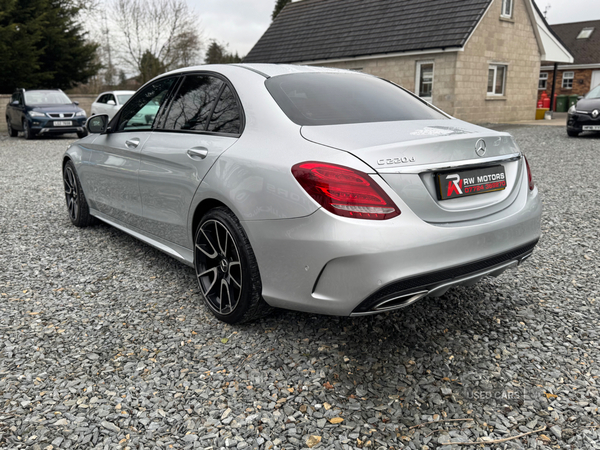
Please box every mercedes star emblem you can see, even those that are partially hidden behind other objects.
[475,139,487,157]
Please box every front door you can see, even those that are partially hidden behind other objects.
[9,93,25,130]
[592,70,600,90]
[138,74,243,247]
[83,76,178,227]
[94,94,108,116]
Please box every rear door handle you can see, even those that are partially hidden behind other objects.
[125,138,140,148]
[187,147,208,160]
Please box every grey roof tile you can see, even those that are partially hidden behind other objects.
[547,20,600,66]
[244,0,492,63]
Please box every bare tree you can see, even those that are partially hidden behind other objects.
[111,0,203,77]
[170,31,203,68]
[73,0,102,14]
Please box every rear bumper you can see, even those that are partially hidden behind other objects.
[242,180,542,316]
[350,240,536,315]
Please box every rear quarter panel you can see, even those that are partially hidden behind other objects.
[188,67,378,226]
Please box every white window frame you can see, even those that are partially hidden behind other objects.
[415,60,434,103]
[501,0,513,18]
[538,72,548,90]
[562,71,574,89]
[487,64,507,96]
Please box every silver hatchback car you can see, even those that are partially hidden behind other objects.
[63,64,541,323]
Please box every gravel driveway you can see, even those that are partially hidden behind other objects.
[0,127,599,450]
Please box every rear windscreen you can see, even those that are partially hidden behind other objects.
[265,72,447,126]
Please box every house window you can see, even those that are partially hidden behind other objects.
[577,27,594,39]
[416,61,434,102]
[562,71,574,89]
[501,0,513,18]
[487,65,507,96]
[539,73,548,90]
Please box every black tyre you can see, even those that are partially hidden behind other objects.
[23,120,33,140]
[6,118,17,137]
[194,207,271,324]
[63,160,96,227]
[77,129,88,139]
[567,128,579,137]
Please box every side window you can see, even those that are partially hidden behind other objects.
[562,72,574,89]
[208,86,241,134]
[487,65,507,96]
[538,73,548,90]
[97,95,106,104]
[164,75,223,131]
[117,77,175,132]
[416,61,434,102]
[501,0,513,18]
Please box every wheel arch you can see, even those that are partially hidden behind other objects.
[62,153,82,171]
[62,155,72,170]
[62,148,88,195]
[191,198,229,240]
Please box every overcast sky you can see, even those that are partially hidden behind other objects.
[190,0,600,58]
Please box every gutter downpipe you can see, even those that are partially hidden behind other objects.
[549,62,558,112]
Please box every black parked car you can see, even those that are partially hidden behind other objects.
[6,89,88,139]
[567,85,600,137]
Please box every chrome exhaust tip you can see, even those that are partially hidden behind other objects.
[349,290,429,315]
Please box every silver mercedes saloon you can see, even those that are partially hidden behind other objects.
[63,64,542,323]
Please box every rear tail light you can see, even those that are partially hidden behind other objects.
[524,155,535,191]
[291,161,400,220]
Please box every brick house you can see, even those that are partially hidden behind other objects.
[539,20,600,106]
[244,0,572,123]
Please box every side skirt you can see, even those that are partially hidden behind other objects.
[90,209,194,267]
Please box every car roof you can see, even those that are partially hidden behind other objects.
[235,64,360,78]
[163,63,363,79]
[21,89,63,92]
[98,90,136,95]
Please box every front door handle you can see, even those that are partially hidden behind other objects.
[125,138,140,148]
[187,147,208,160]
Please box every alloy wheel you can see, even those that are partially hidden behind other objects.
[194,219,243,316]
[63,166,79,221]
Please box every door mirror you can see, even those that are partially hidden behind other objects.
[578,96,584,100]
[73,101,79,106]
[10,100,19,106]
[87,114,109,134]
[107,100,116,106]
